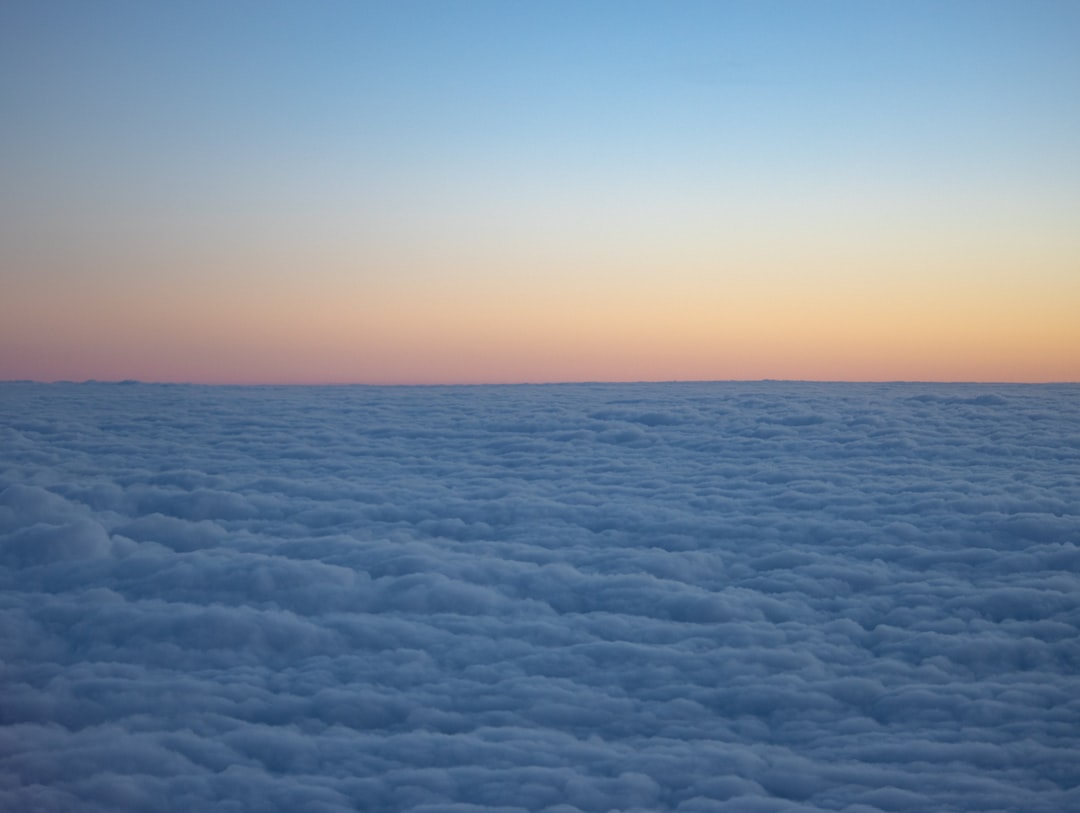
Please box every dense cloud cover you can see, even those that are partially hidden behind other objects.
[1,381,1078,812]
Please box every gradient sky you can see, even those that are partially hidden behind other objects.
[2,0,1078,384]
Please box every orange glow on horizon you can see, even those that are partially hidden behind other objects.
[3,286,1076,385]
[3,232,1077,385]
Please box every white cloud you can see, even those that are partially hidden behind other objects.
[1,381,1078,811]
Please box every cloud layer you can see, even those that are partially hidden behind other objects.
[2,381,1078,812]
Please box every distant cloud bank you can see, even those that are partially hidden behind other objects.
[2,381,1078,812]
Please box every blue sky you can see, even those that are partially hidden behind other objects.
[2,1,1078,382]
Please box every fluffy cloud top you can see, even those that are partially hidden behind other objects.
[1,381,1078,812]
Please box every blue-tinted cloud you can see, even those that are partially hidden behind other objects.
[2,381,1079,812]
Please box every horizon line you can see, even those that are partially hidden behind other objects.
[3,377,1078,388]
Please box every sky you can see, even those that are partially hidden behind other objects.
[1,0,1078,384]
